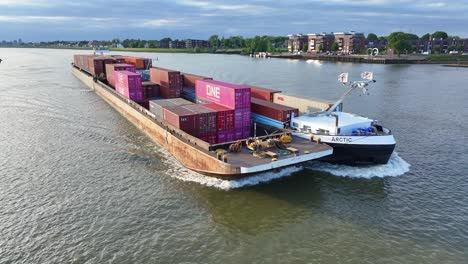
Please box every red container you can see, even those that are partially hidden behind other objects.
[106,63,136,88]
[150,67,182,87]
[183,104,217,136]
[123,57,152,69]
[114,71,143,102]
[88,56,115,79]
[251,98,299,122]
[200,133,217,145]
[247,85,281,102]
[201,103,235,131]
[163,106,198,135]
[195,80,250,109]
[142,81,160,99]
[160,85,181,99]
[182,73,212,88]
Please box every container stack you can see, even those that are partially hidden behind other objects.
[149,98,194,119]
[114,71,144,102]
[250,98,299,128]
[247,85,281,102]
[181,73,212,102]
[195,80,251,141]
[142,81,160,100]
[123,57,152,69]
[202,103,235,143]
[184,104,217,144]
[150,67,183,99]
[105,63,136,88]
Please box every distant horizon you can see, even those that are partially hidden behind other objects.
[1,0,467,41]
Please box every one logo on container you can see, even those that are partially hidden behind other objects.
[206,85,220,99]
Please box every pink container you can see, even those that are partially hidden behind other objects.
[114,71,143,102]
[195,80,250,109]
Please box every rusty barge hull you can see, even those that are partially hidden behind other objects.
[71,65,333,179]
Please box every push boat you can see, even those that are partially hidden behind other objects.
[291,72,396,164]
[71,54,333,179]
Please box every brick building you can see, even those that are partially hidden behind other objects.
[333,32,366,54]
[307,33,335,53]
[185,39,210,49]
[287,34,308,52]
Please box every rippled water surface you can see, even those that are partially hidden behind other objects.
[0,48,467,263]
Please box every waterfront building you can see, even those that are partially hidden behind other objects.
[307,33,335,53]
[287,34,308,53]
[185,39,210,49]
[333,31,366,54]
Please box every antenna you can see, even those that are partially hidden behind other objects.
[325,72,376,115]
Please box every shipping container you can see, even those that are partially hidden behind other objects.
[272,93,336,113]
[142,81,160,99]
[106,63,136,88]
[183,104,217,136]
[149,98,194,118]
[195,80,251,109]
[150,67,183,98]
[114,71,143,102]
[251,97,299,122]
[247,85,281,102]
[201,103,235,131]
[123,57,152,69]
[163,106,198,135]
[200,133,217,145]
[226,129,236,142]
[242,127,250,139]
[88,56,115,79]
[182,73,212,88]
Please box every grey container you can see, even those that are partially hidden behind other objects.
[149,98,194,119]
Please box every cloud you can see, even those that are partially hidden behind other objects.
[138,19,184,28]
[178,0,275,14]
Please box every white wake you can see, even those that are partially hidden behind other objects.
[306,152,410,178]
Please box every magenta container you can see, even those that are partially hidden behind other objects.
[235,130,243,140]
[114,71,143,102]
[242,110,250,127]
[242,127,250,139]
[234,109,243,128]
[217,131,227,143]
[195,80,250,109]
[226,130,235,142]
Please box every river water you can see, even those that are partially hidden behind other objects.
[0,48,467,263]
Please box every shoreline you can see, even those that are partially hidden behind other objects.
[2,47,467,65]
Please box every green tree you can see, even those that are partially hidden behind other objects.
[332,42,339,52]
[378,36,387,41]
[448,45,456,51]
[367,33,378,41]
[303,43,308,52]
[456,44,464,52]
[208,35,220,48]
[421,33,431,41]
[432,31,448,40]
[387,32,412,56]
[318,43,323,52]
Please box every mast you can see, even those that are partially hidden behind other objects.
[325,72,376,115]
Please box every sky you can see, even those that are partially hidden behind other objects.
[1,0,468,41]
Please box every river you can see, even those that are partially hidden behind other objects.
[0,48,467,263]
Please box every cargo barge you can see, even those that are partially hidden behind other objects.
[71,54,333,179]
